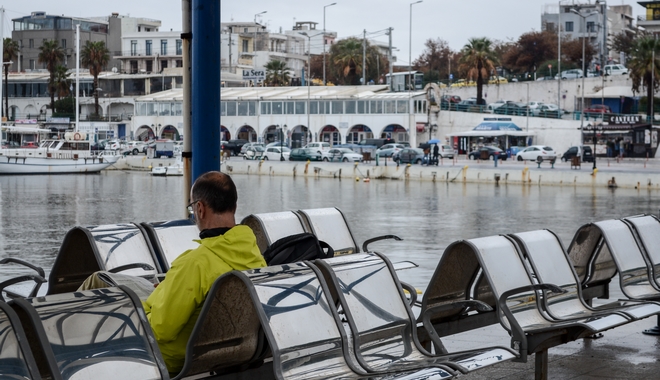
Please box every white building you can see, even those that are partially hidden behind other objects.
[114,31,183,74]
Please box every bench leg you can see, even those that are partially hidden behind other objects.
[642,315,660,336]
[535,349,548,380]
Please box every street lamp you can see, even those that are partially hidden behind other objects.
[253,11,267,53]
[570,8,598,130]
[409,0,422,148]
[301,32,321,145]
[323,2,337,86]
[586,123,601,170]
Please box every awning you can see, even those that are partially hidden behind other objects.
[473,121,522,131]
[1,126,51,134]
[448,130,535,137]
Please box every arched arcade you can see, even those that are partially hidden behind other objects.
[346,124,373,144]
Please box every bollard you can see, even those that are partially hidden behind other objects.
[431,171,437,182]
[494,154,498,168]
[304,160,310,174]
[375,154,379,166]
[494,173,501,186]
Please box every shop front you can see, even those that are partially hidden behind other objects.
[449,120,535,157]
[582,116,658,158]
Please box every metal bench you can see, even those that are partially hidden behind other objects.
[140,220,199,271]
[509,230,660,321]
[296,208,360,255]
[0,301,41,379]
[235,262,456,379]
[10,286,169,380]
[427,235,640,380]
[47,224,162,295]
[313,253,515,375]
[240,211,307,255]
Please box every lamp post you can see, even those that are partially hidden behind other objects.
[323,2,337,86]
[301,32,320,144]
[570,9,597,130]
[409,0,422,148]
[253,11,267,53]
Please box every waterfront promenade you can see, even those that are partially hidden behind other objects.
[117,155,660,190]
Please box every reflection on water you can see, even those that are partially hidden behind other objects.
[0,172,657,288]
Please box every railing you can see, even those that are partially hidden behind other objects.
[440,103,564,119]
[6,113,132,123]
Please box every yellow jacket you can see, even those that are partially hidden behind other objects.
[142,225,266,373]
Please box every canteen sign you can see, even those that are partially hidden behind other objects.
[242,69,266,81]
[608,115,641,125]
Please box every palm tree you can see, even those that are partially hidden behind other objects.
[331,38,366,85]
[3,38,19,119]
[459,38,498,105]
[54,65,71,101]
[81,41,110,116]
[628,36,660,119]
[264,59,291,86]
[38,40,64,112]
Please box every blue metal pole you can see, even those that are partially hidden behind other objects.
[192,0,221,182]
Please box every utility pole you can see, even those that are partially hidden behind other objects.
[388,27,393,91]
[362,29,366,85]
[228,30,233,73]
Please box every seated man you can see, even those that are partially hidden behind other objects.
[142,171,266,374]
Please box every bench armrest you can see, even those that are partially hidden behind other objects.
[0,258,45,278]
[108,263,156,273]
[0,274,47,301]
[362,235,402,252]
[497,283,565,362]
[421,300,492,355]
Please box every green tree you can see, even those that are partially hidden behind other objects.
[264,59,291,86]
[628,37,660,118]
[414,38,455,85]
[503,31,557,76]
[81,41,110,116]
[459,38,498,105]
[331,38,366,85]
[54,65,71,100]
[3,38,19,119]
[37,40,64,111]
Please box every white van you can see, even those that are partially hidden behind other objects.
[304,142,331,153]
[603,64,628,76]
[555,69,583,80]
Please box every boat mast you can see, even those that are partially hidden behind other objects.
[75,23,80,133]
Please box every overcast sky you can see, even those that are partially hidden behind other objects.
[4,0,645,66]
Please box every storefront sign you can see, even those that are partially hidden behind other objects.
[46,117,70,124]
[15,119,37,124]
[242,69,266,81]
[608,115,641,124]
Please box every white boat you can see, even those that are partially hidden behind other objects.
[0,133,120,175]
[151,156,183,176]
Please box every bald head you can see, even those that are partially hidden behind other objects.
[191,171,237,214]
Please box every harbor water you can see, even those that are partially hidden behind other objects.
[0,171,657,289]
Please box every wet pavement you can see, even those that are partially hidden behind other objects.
[445,317,660,379]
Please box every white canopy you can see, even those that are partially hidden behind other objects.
[448,130,536,137]
[584,86,636,99]
[1,126,51,134]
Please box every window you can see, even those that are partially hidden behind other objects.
[130,60,138,74]
[310,101,318,114]
[345,101,356,114]
[131,40,137,56]
[61,39,66,49]
[565,21,573,32]
[384,100,396,114]
[261,102,271,114]
[29,39,34,48]
[357,100,368,113]
[146,60,153,72]
[29,60,35,70]
[397,100,408,113]
[295,102,305,114]
[161,39,168,55]
[272,102,283,114]
[587,22,595,33]
[285,102,295,114]
[146,40,152,55]
[226,102,237,116]
[242,40,248,53]
[176,39,182,55]
[176,60,183,67]
[545,22,555,32]
[237,102,249,116]
[332,101,343,114]
[370,100,382,114]
[161,60,168,69]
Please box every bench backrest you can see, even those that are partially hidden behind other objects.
[173,274,264,379]
[140,220,199,271]
[314,254,420,369]
[238,262,360,380]
[420,242,483,324]
[623,215,660,281]
[0,301,41,379]
[460,236,550,331]
[567,223,617,286]
[510,230,591,319]
[297,208,359,255]
[592,219,658,299]
[48,224,160,295]
[240,211,307,254]
[11,286,168,380]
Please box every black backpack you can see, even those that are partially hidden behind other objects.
[263,233,334,265]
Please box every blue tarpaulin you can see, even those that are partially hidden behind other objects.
[473,122,522,131]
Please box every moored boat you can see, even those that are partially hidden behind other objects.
[0,132,119,174]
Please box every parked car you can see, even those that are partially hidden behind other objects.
[325,148,362,162]
[603,64,628,76]
[561,145,593,163]
[263,146,291,161]
[357,138,394,148]
[440,95,461,105]
[533,104,562,118]
[486,100,510,112]
[516,145,557,162]
[488,76,508,84]
[240,142,265,155]
[494,102,528,116]
[555,69,583,80]
[243,145,265,160]
[303,142,331,153]
[126,141,146,155]
[457,98,480,112]
[467,146,507,161]
[583,104,611,117]
[266,141,287,148]
[438,144,455,159]
[393,148,425,164]
[375,143,406,157]
[154,140,175,158]
[104,139,124,151]
[289,148,322,161]
[224,139,249,156]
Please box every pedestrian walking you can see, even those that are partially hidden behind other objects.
[433,144,440,166]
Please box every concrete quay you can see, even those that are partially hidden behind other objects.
[198,156,660,190]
